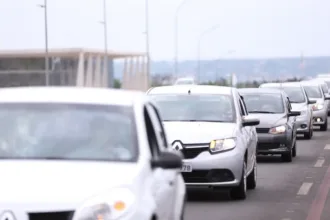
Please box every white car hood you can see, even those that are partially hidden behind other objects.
[163,121,236,144]
[0,161,138,211]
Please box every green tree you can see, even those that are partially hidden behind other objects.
[114,79,121,88]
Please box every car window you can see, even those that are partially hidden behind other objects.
[0,103,139,162]
[303,86,323,98]
[282,87,306,103]
[150,94,236,122]
[241,93,285,113]
[146,103,168,150]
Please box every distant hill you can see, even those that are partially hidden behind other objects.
[114,56,330,82]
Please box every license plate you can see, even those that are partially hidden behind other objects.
[181,164,192,172]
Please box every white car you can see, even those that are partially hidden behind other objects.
[0,87,186,220]
[147,85,260,200]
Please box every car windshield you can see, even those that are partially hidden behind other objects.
[282,87,306,103]
[324,81,330,88]
[0,103,138,162]
[241,93,285,113]
[150,94,235,122]
[321,84,328,94]
[303,86,323,98]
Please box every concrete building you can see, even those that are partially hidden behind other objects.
[0,48,149,91]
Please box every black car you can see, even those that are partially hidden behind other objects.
[239,88,300,162]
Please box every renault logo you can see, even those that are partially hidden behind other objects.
[0,211,16,220]
[172,141,183,151]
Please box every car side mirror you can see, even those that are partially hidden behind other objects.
[151,151,183,169]
[288,111,300,117]
[325,95,330,100]
[242,117,260,126]
[308,99,317,104]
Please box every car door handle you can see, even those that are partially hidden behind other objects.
[169,181,174,186]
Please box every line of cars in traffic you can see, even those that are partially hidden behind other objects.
[1,75,330,220]
[145,74,330,203]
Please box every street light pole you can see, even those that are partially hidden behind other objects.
[174,0,189,77]
[38,0,49,86]
[102,0,109,87]
[197,24,221,81]
[145,0,150,89]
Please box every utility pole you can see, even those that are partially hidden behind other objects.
[38,0,49,86]
[145,0,150,89]
[103,0,109,87]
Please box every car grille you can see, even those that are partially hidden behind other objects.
[257,143,285,150]
[256,128,269,133]
[182,169,235,183]
[29,211,74,220]
[181,147,208,159]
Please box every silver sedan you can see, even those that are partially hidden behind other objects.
[147,85,260,200]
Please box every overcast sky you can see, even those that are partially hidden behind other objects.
[1,0,329,61]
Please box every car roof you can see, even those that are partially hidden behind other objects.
[260,82,303,88]
[0,87,146,106]
[317,77,330,82]
[279,82,303,87]
[239,88,284,95]
[309,78,328,84]
[300,80,322,86]
[147,85,233,95]
[259,83,280,88]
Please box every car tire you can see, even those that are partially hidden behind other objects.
[320,118,328,131]
[304,128,312,140]
[230,162,247,200]
[247,160,257,190]
[282,148,293,162]
[292,141,297,157]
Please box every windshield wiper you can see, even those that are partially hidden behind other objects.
[248,111,277,114]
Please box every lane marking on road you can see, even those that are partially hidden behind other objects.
[306,165,330,220]
[314,158,325,167]
[297,182,313,195]
[324,144,330,150]
[281,218,291,220]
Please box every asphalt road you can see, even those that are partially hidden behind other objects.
[184,120,330,220]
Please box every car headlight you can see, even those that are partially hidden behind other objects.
[312,103,324,111]
[72,188,135,220]
[269,125,286,134]
[209,138,236,153]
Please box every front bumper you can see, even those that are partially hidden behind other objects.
[312,109,327,125]
[257,133,291,154]
[181,147,244,188]
[295,115,311,134]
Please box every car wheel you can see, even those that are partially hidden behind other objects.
[247,160,257,190]
[304,128,312,139]
[230,161,247,200]
[320,118,328,131]
[292,141,297,157]
[282,148,293,162]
